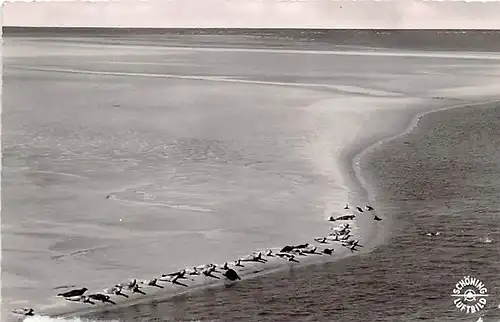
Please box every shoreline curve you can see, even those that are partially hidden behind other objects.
[350,98,500,246]
[352,98,500,202]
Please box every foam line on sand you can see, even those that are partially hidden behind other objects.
[10,66,403,98]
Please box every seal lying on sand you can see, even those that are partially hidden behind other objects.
[202,265,216,276]
[159,273,181,283]
[57,287,88,298]
[116,278,137,291]
[65,295,94,305]
[280,245,295,253]
[88,293,116,304]
[185,267,200,275]
[240,252,266,262]
[104,285,129,298]
[131,284,146,294]
[141,279,163,288]
[164,269,187,279]
[12,308,35,316]
[342,239,362,247]
[329,215,356,221]
[330,224,350,235]
[276,252,297,262]
[323,248,334,255]
[314,237,328,243]
[346,244,359,253]
[223,268,241,281]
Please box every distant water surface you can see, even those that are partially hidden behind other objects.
[5,28,500,52]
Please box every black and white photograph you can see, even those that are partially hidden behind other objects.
[2,1,500,321]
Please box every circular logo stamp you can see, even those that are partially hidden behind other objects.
[451,276,489,314]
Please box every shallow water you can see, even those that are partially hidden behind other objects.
[3,30,500,321]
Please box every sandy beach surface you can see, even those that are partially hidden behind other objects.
[3,30,500,322]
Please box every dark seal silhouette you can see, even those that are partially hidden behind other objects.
[57,287,88,297]
[323,248,334,255]
[223,268,241,281]
[293,243,309,249]
[280,245,295,253]
[374,215,382,221]
[356,206,364,212]
[334,215,355,221]
[88,294,116,304]
[132,284,146,295]
[366,205,374,211]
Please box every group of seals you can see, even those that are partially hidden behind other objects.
[55,287,115,306]
[12,263,245,318]
[13,202,377,319]
[343,204,382,221]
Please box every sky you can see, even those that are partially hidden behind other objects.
[2,0,500,29]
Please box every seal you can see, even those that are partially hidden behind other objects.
[342,239,362,247]
[65,295,95,305]
[347,244,359,253]
[12,308,35,316]
[104,285,129,298]
[223,268,241,281]
[314,237,328,243]
[131,284,146,294]
[323,248,334,255]
[185,267,200,275]
[141,279,163,288]
[331,215,356,221]
[240,252,266,263]
[88,293,116,304]
[57,287,88,298]
[280,245,295,252]
[164,269,187,279]
[302,245,317,254]
[276,252,298,262]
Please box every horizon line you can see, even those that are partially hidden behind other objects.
[3,26,500,31]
